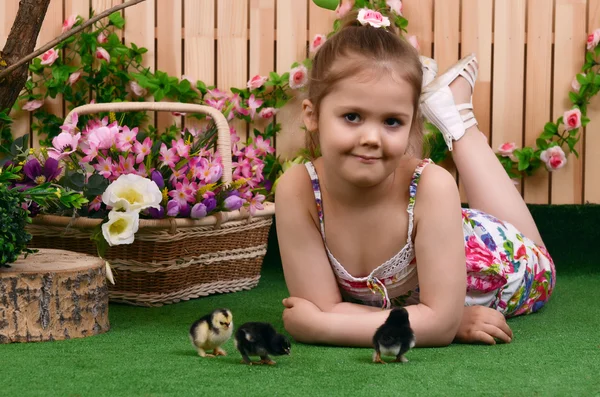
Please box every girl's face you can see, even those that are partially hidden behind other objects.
[303,70,415,188]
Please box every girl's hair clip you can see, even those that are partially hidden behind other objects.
[357,8,391,28]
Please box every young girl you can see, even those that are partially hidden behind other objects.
[275,9,555,347]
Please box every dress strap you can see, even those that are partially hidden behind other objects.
[304,162,326,239]
[406,158,433,242]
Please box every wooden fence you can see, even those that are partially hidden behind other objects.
[1,0,599,204]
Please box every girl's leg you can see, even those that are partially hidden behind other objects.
[448,76,545,247]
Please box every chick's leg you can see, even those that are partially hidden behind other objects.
[213,347,227,356]
[259,355,276,366]
[372,349,386,364]
[240,351,253,365]
[197,348,215,358]
[394,344,411,363]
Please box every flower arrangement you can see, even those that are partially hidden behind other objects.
[0,141,87,267]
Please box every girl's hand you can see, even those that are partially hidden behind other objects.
[455,305,513,345]
[282,297,323,343]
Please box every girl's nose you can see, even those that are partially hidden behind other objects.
[358,125,381,147]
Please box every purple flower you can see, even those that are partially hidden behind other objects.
[151,170,165,189]
[202,197,217,213]
[224,195,245,211]
[148,205,165,219]
[264,179,273,192]
[23,158,62,186]
[166,199,180,216]
[179,203,191,218]
[191,203,207,219]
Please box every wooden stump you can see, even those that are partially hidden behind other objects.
[0,248,110,343]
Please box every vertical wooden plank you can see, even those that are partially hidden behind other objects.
[217,0,248,141]
[184,0,214,133]
[65,1,91,110]
[92,0,123,41]
[156,0,183,131]
[551,0,586,204]
[432,0,460,183]
[1,1,30,145]
[584,0,600,203]
[461,0,493,142]
[308,0,336,42]
[403,0,433,57]
[35,0,64,149]
[249,0,276,139]
[124,0,155,71]
[275,0,308,159]
[491,0,526,193]
[459,0,493,202]
[250,0,275,77]
[523,0,553,204]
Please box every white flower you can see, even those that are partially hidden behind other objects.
[102,210,140,246]
[357,8,390,28]
[102,173,162,212]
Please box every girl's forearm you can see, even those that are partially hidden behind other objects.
[310,304,456,347]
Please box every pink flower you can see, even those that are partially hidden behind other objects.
[563,108,582,131]
[22,99,44,112]
[96,47,110,62]
[571,74,584,92]
[310,34,327,53]
[114,155,136,176]
[93,157,114,178]
[169,178,196,205]
[206,88,228,100]
[97,31,108,44]
[386,0,403,15]
[62,15,77,33]
[254,136,275,156]
[335,0,354,18]
[89,195,103,212]
[247,193,265,216]
[247,75,267,90]
[497,142,517,161]
[586,28,600,50]
[172,138,190,158]
[87,126,117,150]
[407,35,419,51]
[116,126,138,151]
[206,98,226,112]
[68,71,82,86]
[465,235,506,293]
[129,81,147,97]
[247,94,263,119]
[289,65,308,89]
[540,146,567,171]
[259,107,277,119]
[41,49,59,66]
[159,143,180,169]
[48,132,81,160]
[133,137,152,163]
[357,8,390,28]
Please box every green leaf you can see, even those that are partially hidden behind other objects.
[108,12,126,29]
[536,138,549,150]
[568,91,579,104]
[86,174,109,197]
[540,122,557,139]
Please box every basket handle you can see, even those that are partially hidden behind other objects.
[64,102,233,184]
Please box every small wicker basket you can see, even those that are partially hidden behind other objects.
[28,102,275,307]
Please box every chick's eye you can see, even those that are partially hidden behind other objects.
[384,118,402,127]
[344,113,360,123]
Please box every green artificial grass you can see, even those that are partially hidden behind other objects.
[1,205,599,396]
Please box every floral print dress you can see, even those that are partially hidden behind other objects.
[305,158,556,318]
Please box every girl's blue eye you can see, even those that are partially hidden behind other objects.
[344,113,360,123]
[385,118,402,127]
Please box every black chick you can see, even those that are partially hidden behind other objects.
[372,307,415,364]
[234,322,291,365]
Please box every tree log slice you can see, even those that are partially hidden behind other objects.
[0,249,110,343]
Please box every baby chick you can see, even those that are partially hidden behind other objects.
[372,307,415,364]
[189,308,233,358]
[234,322,291,365]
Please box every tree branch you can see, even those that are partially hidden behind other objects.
[0,0,146,81]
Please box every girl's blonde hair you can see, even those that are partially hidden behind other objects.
[305,10,425,159]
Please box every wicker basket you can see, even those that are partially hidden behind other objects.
[28,102,275,307]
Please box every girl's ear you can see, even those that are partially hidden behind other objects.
[302,99,318,132]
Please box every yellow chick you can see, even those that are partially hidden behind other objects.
[189,308,233,357]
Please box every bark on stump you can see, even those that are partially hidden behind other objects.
[0,248,110,343]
